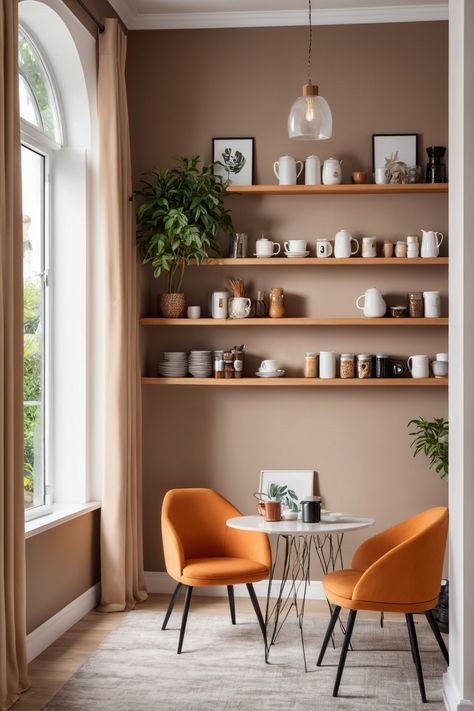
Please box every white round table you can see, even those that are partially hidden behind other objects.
[227,514,375,669]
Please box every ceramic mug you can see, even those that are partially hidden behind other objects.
[319,351,336,379]
[423,290,441,318]
[284,239,307,253]
[260,359,278,372]
[187,305,201,319]
[375,167,389,184]
[408,354,430,379]
[316,239,333,258]
[255,237,281,258]
[258,501,281,522]
[229,297,251,319]
[432,360,448,378]
[362,237,377,258]
[334,229,359,258]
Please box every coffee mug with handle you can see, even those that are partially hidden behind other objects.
[334,229,359,258]
[408,354,430,378]
[316,239,333,258]
[284,239,307,253]
[260,359,278,373]
[229,297,251,319]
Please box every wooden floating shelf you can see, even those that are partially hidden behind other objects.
[140,317,448,327]
[200,257,448,266]
[142,377,447,387]
[226,183,448,196]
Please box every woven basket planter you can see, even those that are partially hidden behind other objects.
[160,293,186,318]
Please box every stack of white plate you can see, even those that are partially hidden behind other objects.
[188,350,213,378]
[158,352,188,378]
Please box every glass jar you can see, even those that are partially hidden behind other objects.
[340,353,355,379]
[232,346,245,379]
[408,291,423,318]
[223,350,233,379]
[357,353,373,378]
[268,287,285,318]
[213,350,224,379]
[304,352,317,378]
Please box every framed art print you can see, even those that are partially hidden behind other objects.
[372,133,418,171]
[259,470,314,508]
[213,137,254,186]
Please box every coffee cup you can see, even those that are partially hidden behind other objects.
[284,239,307,253]
[375,167,389,184]
[229,297,251,319]
[432,360,448,378]
[423,290,441,318]
[262,500,282,522]
[362,236,377,258]
[316,239,333,258]
[255,237,281,258]
[187,305,201,319]
[260,359,278,373]
[408,354,430,379]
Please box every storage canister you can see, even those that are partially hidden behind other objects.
[304,352,317,378]
[339,353,355,379]
[357,353,373,378]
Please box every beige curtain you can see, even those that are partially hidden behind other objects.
[0,1,30,708]
[98,18,147,611]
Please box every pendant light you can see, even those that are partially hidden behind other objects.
[288,0,332,140]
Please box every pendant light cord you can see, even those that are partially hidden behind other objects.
[307,0,312,85]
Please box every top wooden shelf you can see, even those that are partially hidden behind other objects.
[226,183,448,196]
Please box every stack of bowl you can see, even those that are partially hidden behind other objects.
[158,352,188,378]
[188,350,213,378]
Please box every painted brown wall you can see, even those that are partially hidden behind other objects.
[25,510,101,633]
[127,22,449,574]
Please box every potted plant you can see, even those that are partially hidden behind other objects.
[135,155,234,317]
[254,484,299,520]
[408,416,449,632]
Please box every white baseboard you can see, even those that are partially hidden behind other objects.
[26,583,101,662]
[444,670,474,711]
[144,571,324,600]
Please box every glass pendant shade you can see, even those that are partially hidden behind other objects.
[288,84,332,140]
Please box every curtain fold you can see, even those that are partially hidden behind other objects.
[98,18,147,611]
[0,1,30,708]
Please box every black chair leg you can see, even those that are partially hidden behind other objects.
[317,605,341,666]
[333,609,357,697]
[406,613,427,703]
[161,583,183,630]
[177,585,193,654]
[227,585,236,625]
[425,609,449,665]
[246,583,267,643]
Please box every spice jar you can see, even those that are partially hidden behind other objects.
[395,241,407,258]
[214,350,224,379]
[383,241,394,258]
[223,350,234,379]
[340,353,355,379]
[408,291,424,317]
[357,353,373,378]
[268,288,285,318]
[304,352,317,378]
[232,345,245,379]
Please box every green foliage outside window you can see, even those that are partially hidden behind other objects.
[19,30,55,137]
[24,279,42,505]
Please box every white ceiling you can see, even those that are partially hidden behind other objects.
[108,0,448,30]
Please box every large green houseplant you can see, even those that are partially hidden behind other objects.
[135,156,234,317]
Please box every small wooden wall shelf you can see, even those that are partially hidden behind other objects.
[140,317,448,327]
[142,377,447,387]
[199,257,448,266]
[226,184,448,196]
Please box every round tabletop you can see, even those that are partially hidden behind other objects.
[226,515,375,536]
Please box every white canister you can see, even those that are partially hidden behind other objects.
[408,354,430,379]
[319,351,336,379]
[322,158,343,185]
[374,167,389,184]
[362,237,377,258]
[305,155,321,185]
[211,291,229,319]
[423,290,441,318]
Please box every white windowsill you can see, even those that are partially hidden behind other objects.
[25,502,101,538]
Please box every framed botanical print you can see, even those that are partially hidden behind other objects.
[212,137,254,186]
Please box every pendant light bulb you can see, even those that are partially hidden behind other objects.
[305,96,315,122]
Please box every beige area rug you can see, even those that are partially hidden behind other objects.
[43,610,447,710]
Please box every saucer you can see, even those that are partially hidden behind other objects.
[256,369,285,378]
[284,250,310,258]
[253,253,276,258]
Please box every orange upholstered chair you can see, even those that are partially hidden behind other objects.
[317,507,448,702]
[161,488,271,653]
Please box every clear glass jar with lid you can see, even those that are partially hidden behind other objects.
[339,353,355,379]
[304,352,317,378]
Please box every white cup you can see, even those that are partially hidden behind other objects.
[334,230,359,258]
[362,237,377,258]
[316,239,333,258]
[423,290,441,318]
[255,238,281,258]
[211,291,229,319]
[375,167,389,184]
[408,354,430,379]
[284,239,307,253]
[260,359,278,373]
[229,297,251,319]
[432,360,448,377]
[436,352,448,362]
[319,351,336,379]
[187,305,201,319]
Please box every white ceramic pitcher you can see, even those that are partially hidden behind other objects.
[356,287,387,318]
[334,229,359,258]
[273,155,303,185]
[420,230,443,258]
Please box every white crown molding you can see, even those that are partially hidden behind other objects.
[108,3,448,30]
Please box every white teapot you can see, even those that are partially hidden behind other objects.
[273,155,303,185]
[356,287,387,318]
[322,158,343,185]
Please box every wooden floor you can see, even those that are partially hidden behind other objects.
[15,594,394,711]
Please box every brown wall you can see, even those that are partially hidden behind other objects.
[26,510,101,634]
[62,0,120,36]
[127,22,449,574]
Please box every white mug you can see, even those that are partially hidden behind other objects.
[273,155,303,185]
[334,229,359,258]
[211,291,229,319]
[284,239,307,253]
[362,237,377,258]
[305,155,321,185]
[375,167,389,184]
[420,230,443,258]
[436,352,448,362]
[187,305,201,319]
[229,297,251,319]
[260,359,278,372]
[319,351,336,379]
[255,237,281,258]
[423,290,441,318]
[408,354,430,379]
[316,239,333,258]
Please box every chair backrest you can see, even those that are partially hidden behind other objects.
[352,507,448,606]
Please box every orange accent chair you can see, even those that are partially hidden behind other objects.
[161,488,272,653]
[317,507,449,703]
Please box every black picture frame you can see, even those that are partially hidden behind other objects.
[212,137,255,186]
[372,133,418,172]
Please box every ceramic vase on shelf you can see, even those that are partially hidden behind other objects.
[160,292,186,318]
[268,288,285,318]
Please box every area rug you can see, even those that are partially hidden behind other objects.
[43,610,446,710]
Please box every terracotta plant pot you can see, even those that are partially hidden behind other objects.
[160,293,186,318]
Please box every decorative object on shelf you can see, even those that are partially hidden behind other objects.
[362,236,377,258]
[212,137,254,185]
[319,351,336,378]
[284,239,308,258]
[228,278,245,298]
[395,240,407,258]
[135,155,232,317]
[288,0,332,140]
[251,291,268,318]
[334,229,359,258]
[408,291,424,318]
[305,154,321,185]
[375,353,390,378]
[213,350,225,379]
[229,297,251,319]
[420,229,443,258]
[322,158,343,185]
[356,287,387,318]
[405,165,423,183]
[339,353,355,379]
[304,352,318,378]
[423,290,441,318]
[273,155,303,185]
[223,349,234,379]
[352,171,367,184]
[255,235,281,258]
[316,238,333,258]
[211,291,229,319]
[374,167,389,185]
[357,353,373,379]
[372,134,418,177]
[383,240,394,258]
[425,146,447,184]
[390,305,407,318]
[432,352,448,378]
[391,359,408,377]
[187,305,201,319]
[232,345,245,378]
[408,354,430,378]
[268,287,285,318]
[228,232,248,258]
[407,234,420,258]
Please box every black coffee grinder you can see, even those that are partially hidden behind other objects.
[426,146,447,183]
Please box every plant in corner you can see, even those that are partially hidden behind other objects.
[408,416,449,632]
[135,156,234,317]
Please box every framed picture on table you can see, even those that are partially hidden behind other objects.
[259,470,314,511]
[212,137,255,186]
